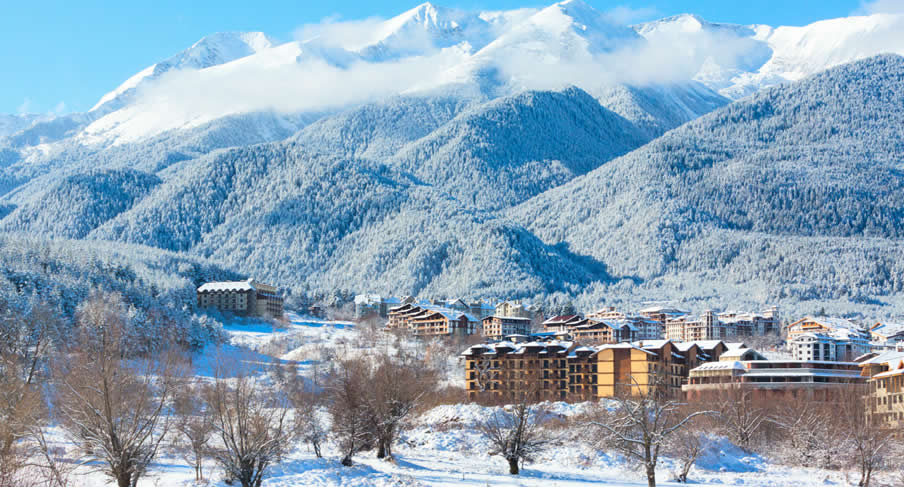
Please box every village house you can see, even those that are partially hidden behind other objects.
[858,348,904,428]
[481,315,533,339]
[197,279,283,318]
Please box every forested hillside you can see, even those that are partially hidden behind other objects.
[3,53,904,317]
[511,54,904,313]
[0,233,238,349]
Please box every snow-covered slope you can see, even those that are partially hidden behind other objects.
[90,31,276,113]
[635,12,904,99]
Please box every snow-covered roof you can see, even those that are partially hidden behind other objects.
[673,342,698,352]
[859,350,904,366]
[543,314,581,324]
[198,279,256,292]
[639,305,686,314]
[693,340,726,350]
[692,361,746,372]
[484,315,532,322]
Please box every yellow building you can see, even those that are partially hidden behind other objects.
[859,349,904,428]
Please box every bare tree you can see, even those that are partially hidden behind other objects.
[326,359,373,466]
[53,292,183,487]
[665,409,714,483]
[172,379,214,482]
[590,377,712,487]
[837,385,892,487]
[205,358,294,487]
[479,394,550,475]
[714,384,767,451]
[277,362,327,459]
[369,351,435,460]
[768,401,839,469]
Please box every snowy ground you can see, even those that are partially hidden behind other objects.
[49,313,877,486]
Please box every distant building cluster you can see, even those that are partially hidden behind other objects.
[196,278,284,319]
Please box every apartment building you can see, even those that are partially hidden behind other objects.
[481,315,532,339]
[666,309,780,342]
[541,315,583,334]
[410,309,478,337]
[462,340,571,402]
[463,338,725,402]
[683,359,865,401]
[859,349,904,428]
[197,279,283,318]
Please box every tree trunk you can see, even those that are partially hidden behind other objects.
[377,442,387,459]
[646,463,656,487]
[116,472,131,487]
[312,441,322,459]
[341,454,354,467]
[508,457,520,475]
[678,459,692,483]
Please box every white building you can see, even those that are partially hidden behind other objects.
[789,331,872,362]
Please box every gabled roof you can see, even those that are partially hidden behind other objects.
[693,340,726,351]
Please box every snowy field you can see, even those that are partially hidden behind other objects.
[46,313,885,486]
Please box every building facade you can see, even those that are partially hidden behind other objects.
[481,315,532,339]
[410,310,478,337]
[463,338,724,403]
[197,279,283,318]
[859,349,904,428]
[683,360,865,401]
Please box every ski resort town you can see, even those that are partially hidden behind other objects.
[196,284,904,431]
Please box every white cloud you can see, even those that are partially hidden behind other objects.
[17,98,32,115]
[92,4,777,143]
[605,5,660,24]
[53,101,67,114]
[858,0,904,15]
[293,15,389,51]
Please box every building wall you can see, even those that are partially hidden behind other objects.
[198,289,251,314]
[865,369,904,428]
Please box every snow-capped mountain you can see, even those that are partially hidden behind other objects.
[6,0,902,150]
[90,31,276,114]
[634,12,904,99]
[4,0,904,315]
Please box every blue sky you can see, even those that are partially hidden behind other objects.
[0,0,874,114]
